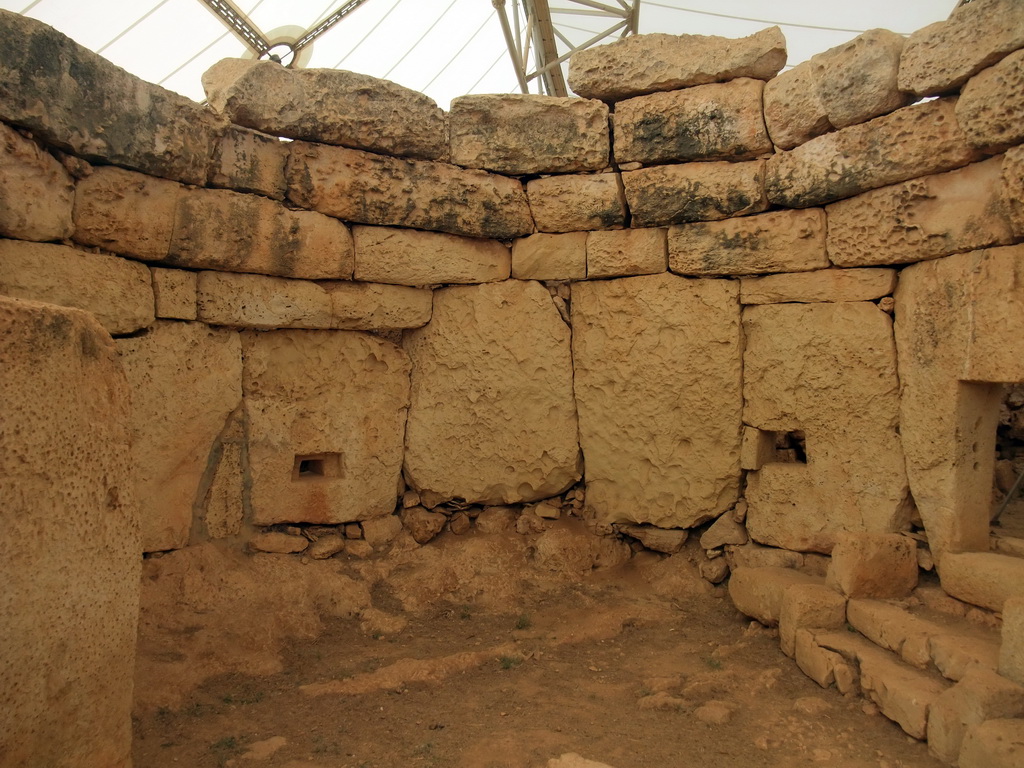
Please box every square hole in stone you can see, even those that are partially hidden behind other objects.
[292,452,343,481]
[772,430,807,464]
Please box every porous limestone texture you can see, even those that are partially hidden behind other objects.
[572,273,741,528]
[243,330,411,525]
[72,165,182,260]
[586,228,666,279]
[739,268,896,304]
[525,173,626,233]
[939,552,1024,613]
[728,566,820,626]
[779,583,847,658]
[0,297,139,768]
[207,124,288,200]
[0,239,153,335]
[196,272,433,331]
[201,408,244,539]
[1005,146,1024,238]
[826,533,918,598]
[0,121,73,241]
[403,280,581,506]
[743,303,910,552]
[353,225,510,285]
[899,0,1024,96]
[567,27,786,102]
[668,208,827,276]
[810,29,908,130]
[762,61,831,150]
[613,78,771,165]
[928,665,1024,764]
[959,718,1024,768]
[152,267,197,321]
[512,232,587,281]
[956,48,1024,152]
[203,58,446,161]
[826,157,1013,266]
[1004,597,1024,686]
[894,245,1024,558]
[766,98,981,208]
[167,187,354,279]
[623,159,766,227]
[448,94,609,174]
[287,142,534,240]
[117,321,242,552]
[0,10,220,185]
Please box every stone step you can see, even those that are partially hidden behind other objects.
[940,551,1024,612]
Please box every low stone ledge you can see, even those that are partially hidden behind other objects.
[287,142,534,240]
[765,98,982,208]
[448,94,609,174]
[668,208,827,276]
[762,61,832,151]
[203,58,446,161]
[0,239,153,335]
[567,27,786,102]
[0,121,74,242]
[207,124,288,201]
[586,228,667,279]
[613,78,772,165]
[0,10,221,185]
[739,268,896,304]
[728,566,821,626]
[956,48,1024,152]
[928,666,1024,765]
[526,173,626,233]
[899,0,1024,97]
[940,552,1024,612]
[353,226,509,285]
[826,157,1013,267]
[623,159,766,228]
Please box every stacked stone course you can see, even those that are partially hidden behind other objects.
[5,0,1024,763]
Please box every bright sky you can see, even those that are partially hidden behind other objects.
[1,0,957,108]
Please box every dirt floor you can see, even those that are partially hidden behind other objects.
[132,525,947,768]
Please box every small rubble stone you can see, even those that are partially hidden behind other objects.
[956,48,1024,152]
[826,532,918,598]
[928,665,1024,764]
[516,510,551,535]
[959,718,1024,768]
[725,543,803,572]
[739,268,897,305]
[779,584,846,658]
[526,174,626,233]
[203,59,446,161]
[533,500,562,520]
[618,524,687,554]
[402,490,421,509]
[511,232,587,281]
[623,159,766,227]
[732,500,748,524]
[308,535,345,560]
[810,29,909,130]
[762,61,832,150]
[0,121,74,241]
[361,515,403,549]
[239,735,287,761]
[728,566,821,627]
[400,506,447,545]
[207,124,287,200]
[343,524,362,540]
[586,228,667,278]
[899,0,1024,97]
[700,558,730,584]
[567,27,786,102]
[345,539,374,558]
[449,94,609,174]
[694,700,734,725]
[668,208,827,276]
[700,515,748,549]
[474,507,518,534]
[613,78,772,165]
[353,226,510,286]
[250,532,309,554]
[151,268,197,321]
[448,511,472,535]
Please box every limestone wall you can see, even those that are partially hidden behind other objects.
[1,1,1023,582]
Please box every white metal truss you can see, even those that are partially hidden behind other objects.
[493,0,639,96]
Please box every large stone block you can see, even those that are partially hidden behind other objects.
[0,239,153,335]
[928,665,1024,764]
[567,27,786,102]
[449,94,609,174]
[196,271,432,331]
[116,322,241,551]
[1004,145,1024,238]
[899,0,1024,97]
[743,303,910,552]
[739,268,896,305]
[0,297,139,768]
[203,58,446,161]
[668,208,827,276]
[512,232,587,281]
[572,273,741,527]
[207,124,288,200]
[826,157,1013,267]
[766,98,982,208]
[939,552,1024,613]
[353,225,509,285]
[0,121,73,241]
[72,165,182,260]
[586,228,666,279]
[168,187,354,279]
[779,583,847,658]
[623,159,766,228]
[956,48,1024,152]
[810,29,909,130]
[959,719,1024,768]
[613,78,771,165]
[762,61,832,150]
[728,566,820,626]
[243,330,411,525]
[287,142,534,240]
[825,532,918,598]
[403,281,580,505]
[0,10,220,185]
[526,173,626,233]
